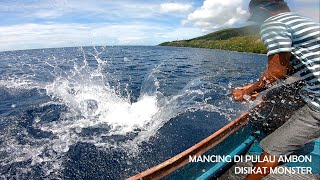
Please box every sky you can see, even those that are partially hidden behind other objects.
[0,0,319,51]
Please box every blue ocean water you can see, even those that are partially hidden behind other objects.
[0,46,266,179]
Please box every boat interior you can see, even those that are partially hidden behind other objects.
[128,81,320,180]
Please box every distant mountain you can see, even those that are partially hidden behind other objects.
[159,25,267,54]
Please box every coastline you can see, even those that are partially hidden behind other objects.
[158,25,268,54]
[157,45,267,55]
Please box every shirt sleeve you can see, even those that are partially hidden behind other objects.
[260,20,292,56]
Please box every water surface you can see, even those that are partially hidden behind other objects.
[0,46,266,179]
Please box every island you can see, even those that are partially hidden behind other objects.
[159,25,267,54]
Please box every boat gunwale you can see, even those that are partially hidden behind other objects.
[127,109,253,180]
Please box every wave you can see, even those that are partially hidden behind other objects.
[0,46,245,178]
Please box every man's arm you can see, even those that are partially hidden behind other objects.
[246,52,291,93]
[232,52,291,101]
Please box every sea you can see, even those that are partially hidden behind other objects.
[0,46,267,179]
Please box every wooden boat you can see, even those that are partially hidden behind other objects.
[128,82,320,180]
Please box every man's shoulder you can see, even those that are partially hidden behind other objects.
[260,13,300,31]
[260,18,287,32]
[265,12,296,22]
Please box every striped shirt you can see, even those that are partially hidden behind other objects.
[260,12,320,110]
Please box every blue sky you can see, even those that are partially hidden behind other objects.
[0,0,319,51]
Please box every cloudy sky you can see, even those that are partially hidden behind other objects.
[0,0,319,51]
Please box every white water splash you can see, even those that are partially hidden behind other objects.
[0,47,238,178]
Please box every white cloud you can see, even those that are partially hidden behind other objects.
[0,23,133,51]
[186,0,249,32]
[160,3,192,13]
[1,0,161,22]
[0,23,203,51]
[186,0,319,32]
[0,24,88,51]
[31,10,64,19]
[0,0,203,51]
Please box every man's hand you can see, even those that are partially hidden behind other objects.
[231,52,291,102]
[231,84,260,102]
[231,88,248,101]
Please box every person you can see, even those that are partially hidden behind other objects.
[231,0,320,179]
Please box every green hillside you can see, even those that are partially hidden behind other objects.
[159,25,267,54]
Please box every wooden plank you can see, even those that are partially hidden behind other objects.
[127,109,253,180]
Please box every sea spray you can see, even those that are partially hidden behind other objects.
[0,46,251,178]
